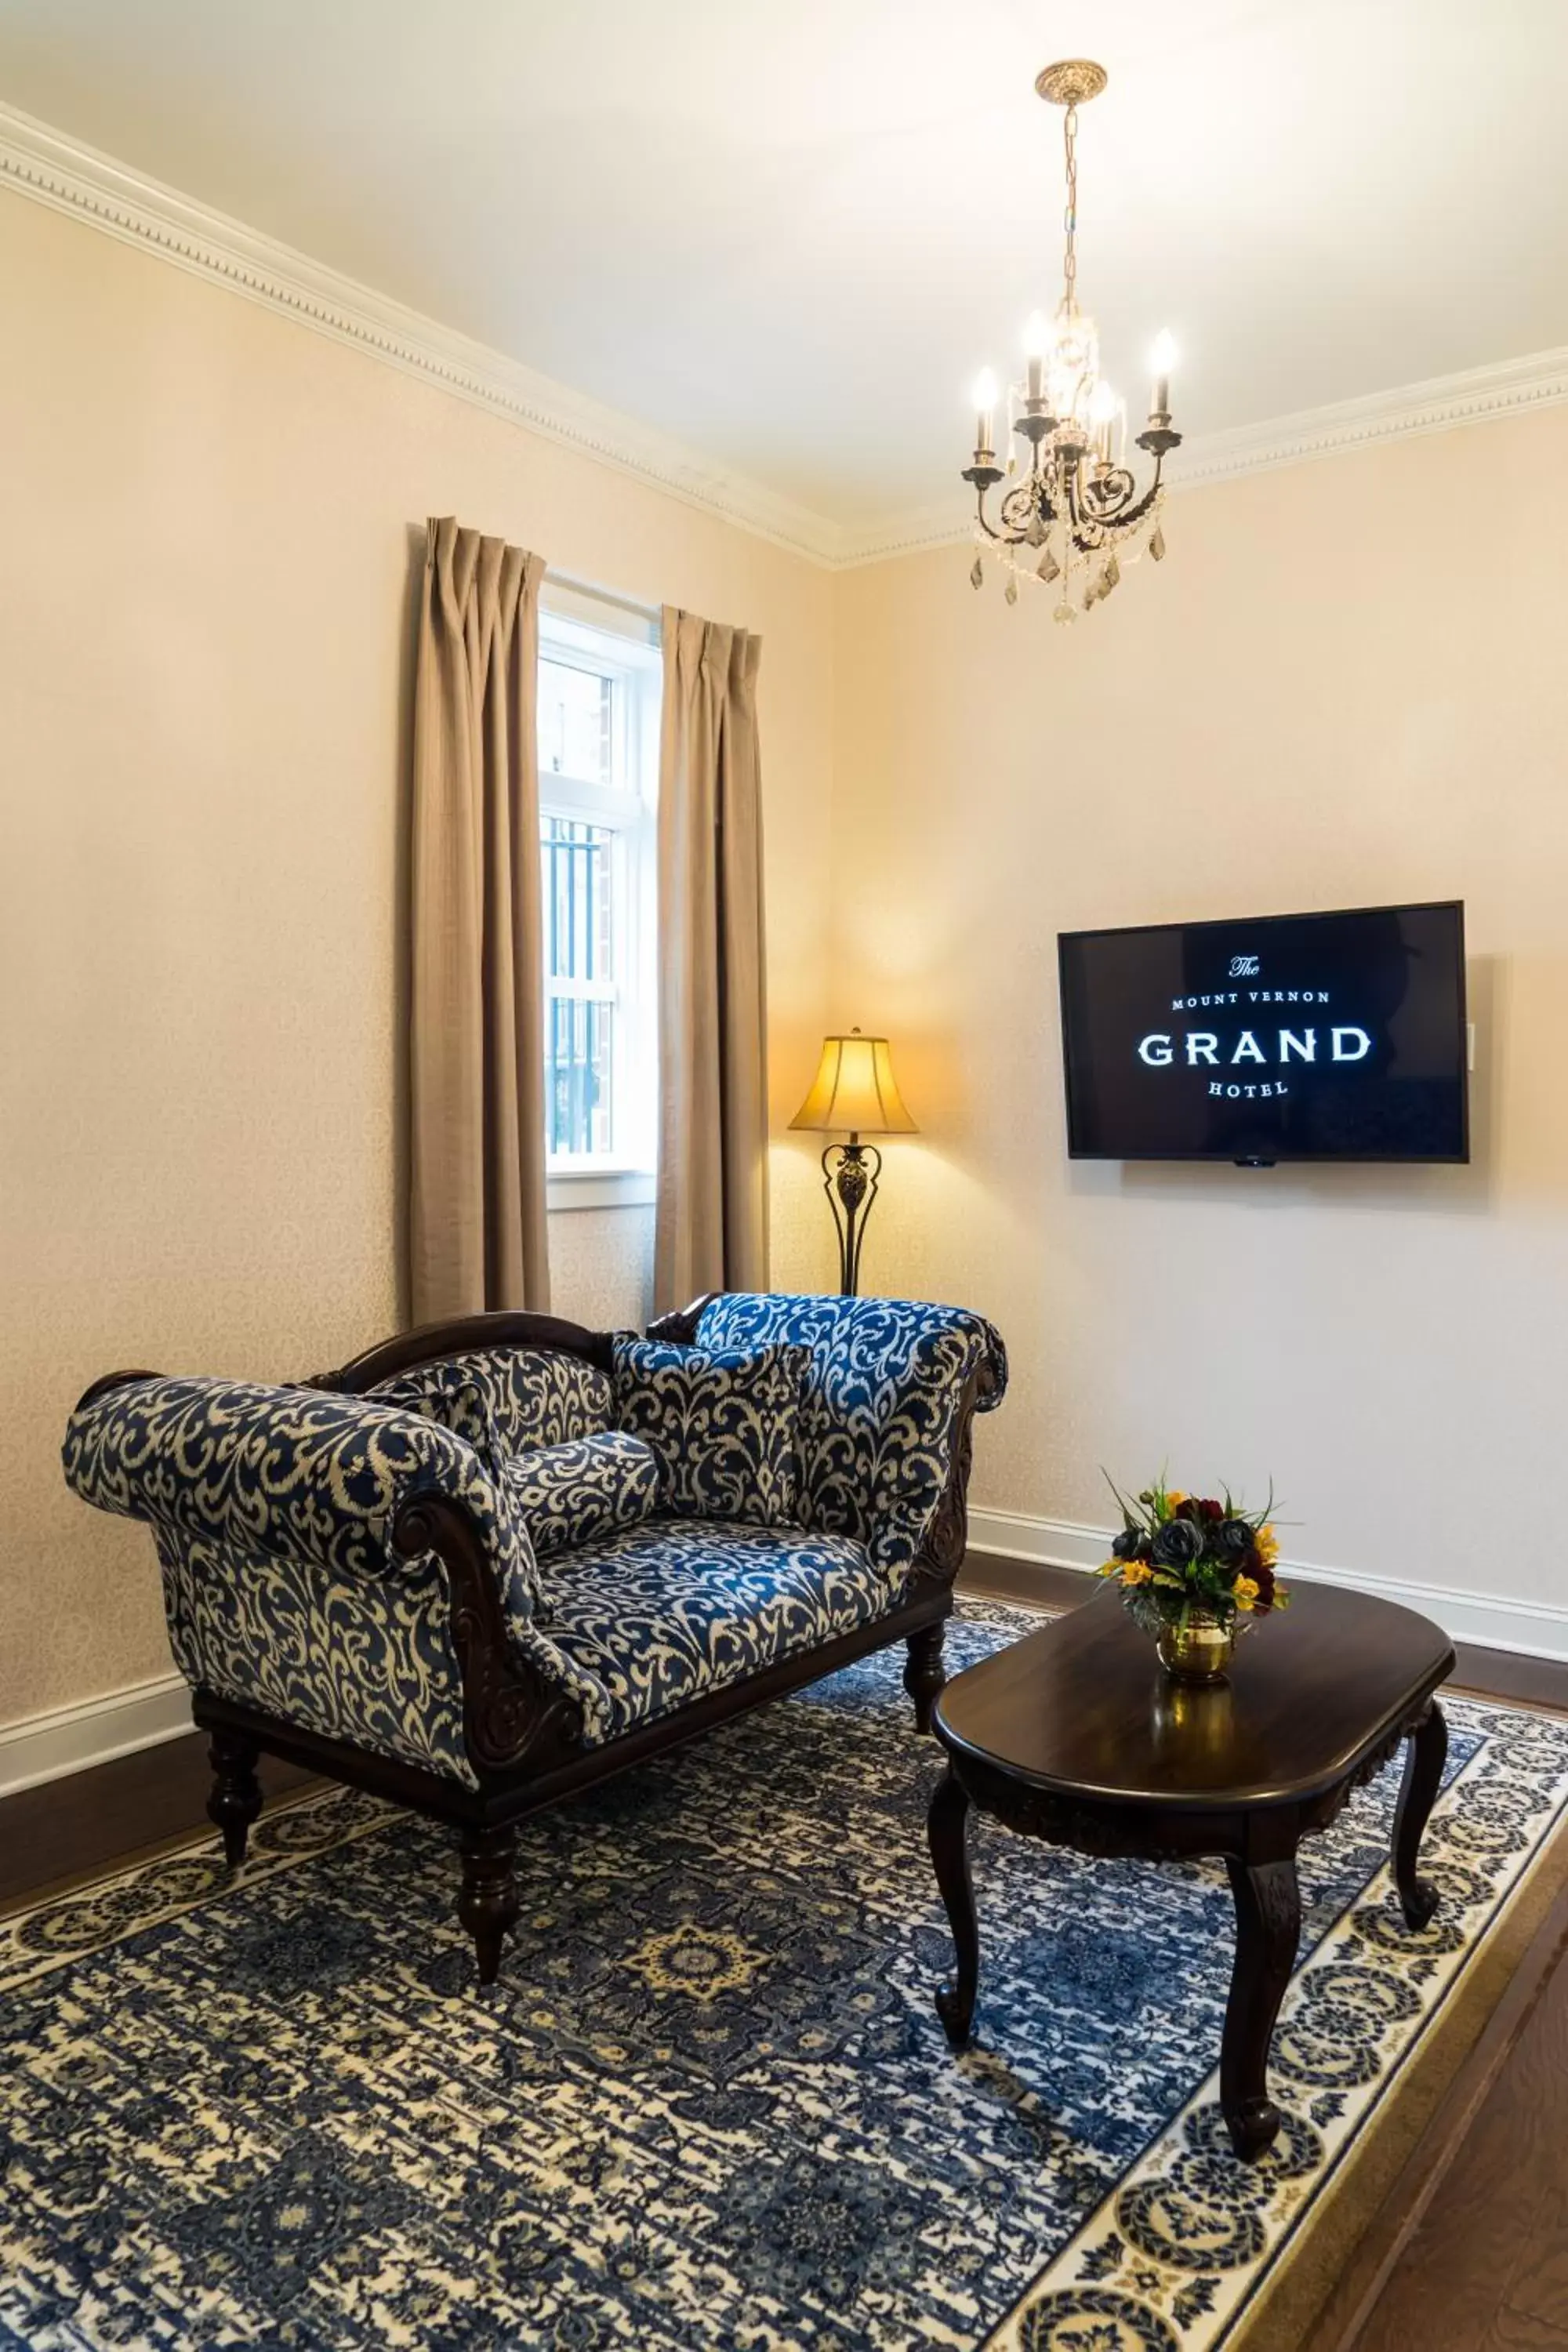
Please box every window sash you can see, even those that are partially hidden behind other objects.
[546,978,617,1003]
[538,600,659,1174]
[539,650,615,791]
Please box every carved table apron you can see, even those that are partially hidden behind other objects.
[925,1587,1454,2161]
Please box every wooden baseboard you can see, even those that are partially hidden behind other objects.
[0,1672,192,1798]
[960,1552,1568,1714]
[967,1509,1568,1664]
[958,1552,1094,1614]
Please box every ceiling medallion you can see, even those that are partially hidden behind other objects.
[963,63,1181,622]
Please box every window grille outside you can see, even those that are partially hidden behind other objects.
[542,818,615,1157]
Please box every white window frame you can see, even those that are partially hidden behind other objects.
[539,588,660,1212]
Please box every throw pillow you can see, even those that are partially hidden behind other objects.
[368,1358,506,1475]
[368,1347,615,1475]
[502,1432,659,1562]
[611,1337,806,1526]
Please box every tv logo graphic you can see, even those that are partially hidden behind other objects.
[1137,1026,1373,1068]
[1134,1022,1374,1099]
[1229,954,1260,978]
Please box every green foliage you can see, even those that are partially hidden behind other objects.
[1120,1584,1170,1640]
[1096,1468,1288,1632]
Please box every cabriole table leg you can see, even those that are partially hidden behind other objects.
[1221,1850,1301,2161]
[927,1766,978,2045]
[1394,1700,1446,1931]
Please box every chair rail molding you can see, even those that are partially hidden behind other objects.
[4,98,1568,577]
[967,1507,1568,1664]
[0,1671,193,1798]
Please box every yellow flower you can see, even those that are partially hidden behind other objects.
[1233,1574,1260,1612]
[1121,1559,1153,1587]
[1257,1526,1280,1565]
[1165,1490,1186,1511]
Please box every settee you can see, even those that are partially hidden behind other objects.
[62,1290,1007,1982]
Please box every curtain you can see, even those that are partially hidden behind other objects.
[408,516,550,1323]
[655,606,770,1312]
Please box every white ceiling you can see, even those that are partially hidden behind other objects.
[1,0,1565,527]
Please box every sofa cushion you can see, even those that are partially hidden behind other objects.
[611,1337,806,1526]
[370,1346,614,1474]
[536,1517,892,1743]
[501,1432,659,1562]
[692,1294,1007,1579]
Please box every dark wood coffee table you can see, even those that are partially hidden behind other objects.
[928,1581,1454,2160]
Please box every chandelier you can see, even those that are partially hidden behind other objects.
[962,60,1181,622]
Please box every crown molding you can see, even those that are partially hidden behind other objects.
[5,97,1566,577]
[834,343,1568,568]
[0,97,848,567]
[1177,344,1568,489]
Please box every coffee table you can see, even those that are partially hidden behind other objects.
[927,1581,1455,2160]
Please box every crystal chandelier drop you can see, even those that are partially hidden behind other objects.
[963,61,1181,622]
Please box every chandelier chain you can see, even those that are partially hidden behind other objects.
[1062,103,1078,314]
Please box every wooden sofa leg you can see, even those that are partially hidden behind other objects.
[457,1824,521,1988]
[206,1732,263,1868]
[904,1621,948,1735]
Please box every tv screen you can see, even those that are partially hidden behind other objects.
[1058,901,1468,1163]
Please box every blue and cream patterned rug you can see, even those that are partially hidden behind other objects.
[4,1600,1568,2352]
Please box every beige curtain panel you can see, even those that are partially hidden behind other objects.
[408,516,551,1323]
[655,607,770,1312]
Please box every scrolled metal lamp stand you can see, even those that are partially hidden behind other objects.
[821,1137,882,1298]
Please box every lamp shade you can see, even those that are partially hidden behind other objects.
[789,1029,919,1136]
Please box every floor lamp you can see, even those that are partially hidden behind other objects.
[789,1028,918,1298]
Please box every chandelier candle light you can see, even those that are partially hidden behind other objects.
[964,60,1181,620]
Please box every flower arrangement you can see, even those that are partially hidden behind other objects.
[1099,1478,1288,1643]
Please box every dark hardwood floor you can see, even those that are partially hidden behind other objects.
[3,1556,1565,2352]
[0,1733,314,1911]
[1300,1871,1568,2352]
[1371,1987,1568,2349]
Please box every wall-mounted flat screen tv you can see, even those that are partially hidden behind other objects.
[1058,901,1468,1164]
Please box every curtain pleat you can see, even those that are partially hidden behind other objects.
[408,515,550,1322]
[655,607,769,1312]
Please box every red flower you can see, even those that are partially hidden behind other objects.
[1250,1562,1277,1613]
[1198,1497,1225,1522]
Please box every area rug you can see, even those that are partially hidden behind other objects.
[3,1600,1568,2352]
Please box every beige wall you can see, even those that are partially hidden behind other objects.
[0,189,834,1730]
[8,176,1566,1740]
[830,405,1568,1616]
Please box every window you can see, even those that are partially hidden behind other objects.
[538,592,659,1207]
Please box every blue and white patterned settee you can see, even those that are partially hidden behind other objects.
[62,1293,1007,1981]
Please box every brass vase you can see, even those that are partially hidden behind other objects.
[1156,1611,1235,1685]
